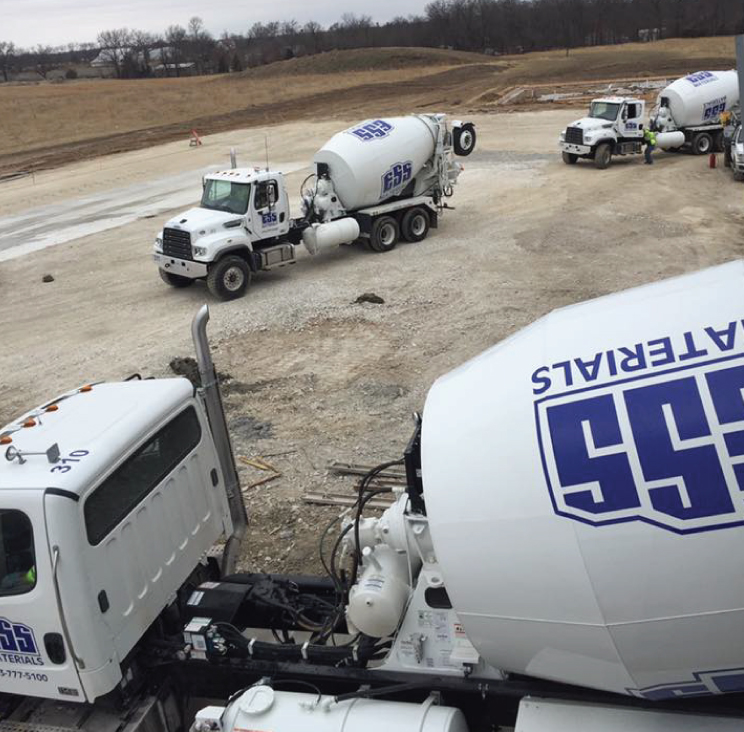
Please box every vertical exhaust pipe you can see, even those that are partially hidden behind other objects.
[736,36,744,123]
[191,305,247,576]
[230,147,237,169]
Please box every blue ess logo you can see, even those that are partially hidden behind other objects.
[686,71,716,87]
[348,119,393,142]
[536,357,744,534]
[381,161,413,196]
[261,212,278,227]
[0,618,39,655]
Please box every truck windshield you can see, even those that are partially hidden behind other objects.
[201,180,251,215]
[0,510,36,596]
[590,102,621,121]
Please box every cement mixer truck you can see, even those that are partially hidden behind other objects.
[559,70,740,168]
[4,262,744,731]
[153,114,476,300]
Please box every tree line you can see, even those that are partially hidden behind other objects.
[1,0,743,82]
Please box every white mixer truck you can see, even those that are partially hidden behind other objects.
[153,114,476,300]
[4,263,744,731]
[560,70,740,168]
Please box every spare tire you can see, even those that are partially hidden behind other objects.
[453,123,477,156]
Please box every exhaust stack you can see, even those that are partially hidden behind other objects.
[191,305,247,575]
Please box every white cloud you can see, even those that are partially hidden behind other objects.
[1,0,427,47]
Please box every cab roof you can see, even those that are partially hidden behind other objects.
[593,96,636,104]
[0,379,195,495]
[206,168,279,183]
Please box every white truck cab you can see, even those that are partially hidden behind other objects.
[0,307,246,707]
[154,168,297,300]
[559,96,646,169]
[726,123,744,180]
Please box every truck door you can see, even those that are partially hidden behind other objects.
[620,102,644,138]
[251,179,290,241]
[0,492,85,702]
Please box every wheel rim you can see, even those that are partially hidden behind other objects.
[460,130,474,151]
[699,137,711,153]
[223,266,245,291]
[411,215,426,236]
[380,223,396,246]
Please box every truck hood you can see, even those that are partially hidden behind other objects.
[567,117,615,133]
[164,207,243,236]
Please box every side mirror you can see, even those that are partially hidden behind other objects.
[268,186,277,206]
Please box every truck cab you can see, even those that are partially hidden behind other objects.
[0,378,233,704]
[725,122,744,180]
[559,96,646,169]
[153,168,297,300]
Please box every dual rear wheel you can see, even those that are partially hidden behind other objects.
[367,207,431,253]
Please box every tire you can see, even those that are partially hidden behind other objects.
[368,216,400,252]
[734,171,744,182]
[453,123,477,156]
[692,132,713,155]
[206,255,251,300]
[562,152,578,165]
[593,143,612,170]
[159,268,194,288]
[401,207,431,243]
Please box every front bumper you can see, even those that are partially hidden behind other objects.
[153,253,208,279]
[560,142,592,156]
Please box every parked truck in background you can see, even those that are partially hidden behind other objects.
[153,114,476,300]
[650,70,740,154]
[4,263,744,730]
[559,70,739,168]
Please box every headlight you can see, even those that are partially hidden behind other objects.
[560,132,566,142]
[154,236,163,252]
[193,246,208,257]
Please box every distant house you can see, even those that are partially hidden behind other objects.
[152,62,197,77]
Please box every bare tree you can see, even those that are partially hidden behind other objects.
[130,30,155,76]
[0,41,15,82]
[34,44,54,79]
[97,28,133,78]
[301,21,323,53]
[164,24,187,76]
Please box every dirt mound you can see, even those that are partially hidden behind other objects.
[238,47,497,78]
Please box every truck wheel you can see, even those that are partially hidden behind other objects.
[714,131,725,152]
[368,216,399,252]
[159,269,194,288]
[692,133,713,155]
[401,208,430,242]
[453,124,476,156]
[734,171,744,182]
[562,152,578,165]
[207,256,251,300]
[593,143,612,170]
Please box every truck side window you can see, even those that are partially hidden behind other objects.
[0,510,36,596]
[627,104,639,119]
[84,407,202,545]
[254,181,278,211]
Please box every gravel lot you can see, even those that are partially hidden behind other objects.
[1,109,743,571]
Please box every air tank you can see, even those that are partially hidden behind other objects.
[314,116,439,211]
[421,261,744,699]
[657,70,739,128]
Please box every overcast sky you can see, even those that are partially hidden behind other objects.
[1,0,429,48]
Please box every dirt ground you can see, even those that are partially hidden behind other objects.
[0,37,736,176]
[2,108,743,574]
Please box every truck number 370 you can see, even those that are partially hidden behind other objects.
[50,449,90,474]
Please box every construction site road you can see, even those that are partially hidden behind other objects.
[1,109,743,573]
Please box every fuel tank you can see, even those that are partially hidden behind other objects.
[422,261,744,699]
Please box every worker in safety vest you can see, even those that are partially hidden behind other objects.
[643,128,657,165]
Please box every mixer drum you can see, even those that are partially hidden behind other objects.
[422,261,744,699]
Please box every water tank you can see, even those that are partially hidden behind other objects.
[421,260,744,699]
[314,116,439,212]
[659,70,739,128]
[214,686,469,732]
